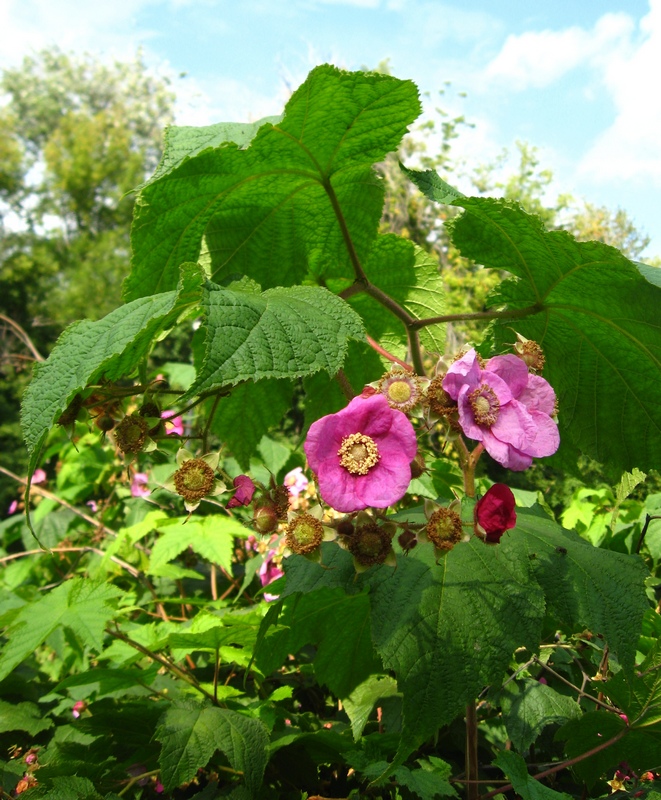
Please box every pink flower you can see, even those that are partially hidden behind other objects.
[7,500,18,516]
[475,484,517,543]
[72,700,87,718]
[162,410,184,436]
[86,500,99,513]
[304,394,418,513]
[284,467,309,498]
[226,475,256,508]
[130,472,151,498]
[443,349,559,471]
[31,469,47,485]
[259,550,284,601]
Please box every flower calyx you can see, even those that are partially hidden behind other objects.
[375,368,427,414]
[163,449,225,513]
[423,500,464,553]
[284,505,336,560]
[340,511,396,572]
[512,332,546,372]
[114,413,156,457]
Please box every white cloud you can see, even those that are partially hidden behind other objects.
[579,0,661,184]
[482,12,634,91]
[0,0,162,69]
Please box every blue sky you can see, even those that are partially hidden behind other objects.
[1,0,659,257]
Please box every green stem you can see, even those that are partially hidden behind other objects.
[106,627,217,705]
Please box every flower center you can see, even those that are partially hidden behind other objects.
[378,369,421,412]
[174,459,215,501]
[115,415,148,454]
[427,376,457,417]
[286,514,323,555]
[426,508,463,551]
[348,523,392,566]
[338,433,380,475]
[469,384,500,427]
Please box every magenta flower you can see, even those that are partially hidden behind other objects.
[475,484,517,543]
[72,700,87,718]
[226,475,256,508]
[162,410,184,436]
[7,500,18,516]
[130,472,151,498]
[259,550,284,601]
[31,469,47,485]
[284,467,309,498]
[443,349,559,471]
[304,394,418,513]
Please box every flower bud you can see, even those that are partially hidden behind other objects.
[474,484,517,543]
[253,504,279,534]
[513,332,545,372]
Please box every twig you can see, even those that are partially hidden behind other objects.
[477,729,627,800]
[0,546,140,577]
[0,313,44,361]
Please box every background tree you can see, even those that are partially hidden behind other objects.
[0,48,175,508]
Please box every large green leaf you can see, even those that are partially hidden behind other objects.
[0,578,122,681]
[503,509,649,670]
[148,514,249,575]
[346,235,446,358]
[499,679,582,753]
[0,699,54,735]
[143,115,282,187]
[124,65,421,300]
[210,379,293,469]
[403,168,661,473]
[368,539,544,745]
[255,585,380,699]
[494,751,572,800]
[21,263,203,479]
[156,699,269,795]
[185,282,364,398]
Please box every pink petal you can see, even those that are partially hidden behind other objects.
[442,349,481,400]
[482,431,533,471]
[491,401,537,451]
[485,354,529,397]
[518,374,556,416]
[521,411,560,458]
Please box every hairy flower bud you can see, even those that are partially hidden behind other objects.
[254,504,279,534]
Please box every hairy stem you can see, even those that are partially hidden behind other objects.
[411,304,544,330]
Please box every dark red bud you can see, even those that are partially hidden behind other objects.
[475,484,517,543]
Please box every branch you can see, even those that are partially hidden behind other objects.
[410,304,544,331]
[0,314,44,361]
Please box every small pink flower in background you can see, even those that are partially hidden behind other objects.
[155,781,165,793]
[130,472,151,498]
[304,394,417,513]
[162,410,184,436]
[86,500,99,513]
[443,349,559,471]
[538,677,548,685]
[475,484,517,543]
[72,700,87,718]
[7,500,18,516]
[259,550,284,601]
[226,475,256,508]
[284,467,308,499]
[31,469,47,485]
